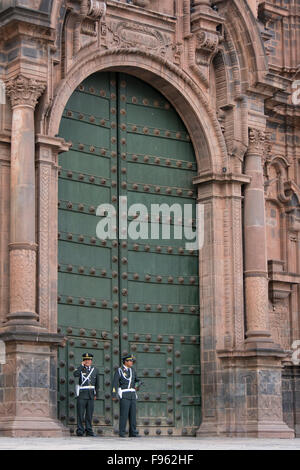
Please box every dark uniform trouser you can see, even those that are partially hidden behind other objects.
[76,397,94,435]
[119,398,137,436]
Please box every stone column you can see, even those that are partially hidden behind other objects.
[5,75,46,327]
[243,128,276,349]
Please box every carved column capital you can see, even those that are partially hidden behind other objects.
[248,128,267,155]
[248,128,273,167]
[5,75,46,109]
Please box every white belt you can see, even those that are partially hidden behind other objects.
[80,385,95,390]
[118,387,136,398]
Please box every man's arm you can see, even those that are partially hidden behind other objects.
[134,369,142,389]
[74,364,85,378]
[112,369,120,399]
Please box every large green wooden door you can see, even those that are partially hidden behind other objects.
[57,72,201,436]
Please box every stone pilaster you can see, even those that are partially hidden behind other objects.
[35,135,71,332]
[193,172,248,436]
[0,133,11,328]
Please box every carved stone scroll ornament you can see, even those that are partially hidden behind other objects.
[195,30,219,66]
[70,0,106,55]
[87,0,106,18]
[77,0,106,18]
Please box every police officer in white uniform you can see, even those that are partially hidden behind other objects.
[112,355,141,438]
[74,352,99,437]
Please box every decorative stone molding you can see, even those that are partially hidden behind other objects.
[268,260,300,305]
[5,75,46,109]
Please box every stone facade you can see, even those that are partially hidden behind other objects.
[0,0,299,437]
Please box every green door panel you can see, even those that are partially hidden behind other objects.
[57,71,201,437]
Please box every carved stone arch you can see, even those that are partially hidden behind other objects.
[221,27,242,99]
[210,28,248,168]
[269,155,290,172]
[216,0,268,90]
[50,0,66,29]
[45,48,227,173]
[265,156,298,272]
[211,51,229,111]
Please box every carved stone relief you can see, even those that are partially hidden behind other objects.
[106,20,174,61]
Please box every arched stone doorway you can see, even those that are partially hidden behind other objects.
[40,49,238,438]
[34,49,226,438]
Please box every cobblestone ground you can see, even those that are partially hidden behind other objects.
[0,437,299,450]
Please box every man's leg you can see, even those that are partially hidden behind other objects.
[128,399,138,437]
[76,398,85,436]
[85,398,95,436]
[119,399,130,437]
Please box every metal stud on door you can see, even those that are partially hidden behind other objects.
[58,72,200,436]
